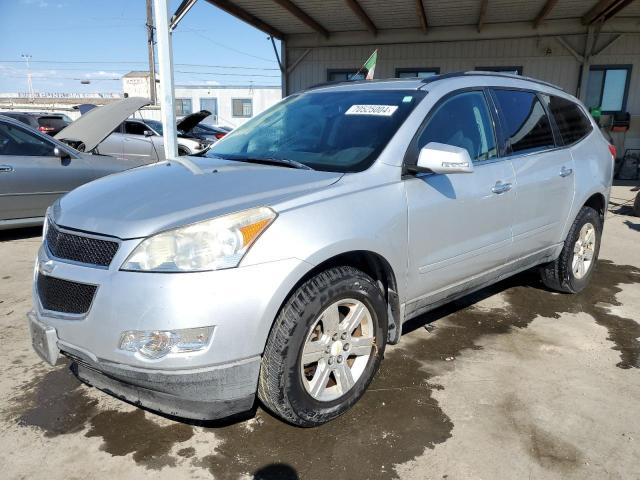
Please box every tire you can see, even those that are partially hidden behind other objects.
[177,146,190,156]
[540,206,602,293]
[634,192,640,217]
[258,266,388,427]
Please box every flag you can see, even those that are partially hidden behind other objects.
[364,49,378,80]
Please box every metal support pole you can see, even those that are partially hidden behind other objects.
[153,0,178,159]
[146,0,157,104]
[578,26,595,102]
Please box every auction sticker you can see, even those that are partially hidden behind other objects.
[345,104,398,116]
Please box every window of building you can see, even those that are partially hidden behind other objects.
[492,89,555,155]
[232,98,253,118]
[417,91,497,163]
[327,69,366,82]
[200,98,218,122]
[476,66,523,75]
[585,65,631,113]
[542,95,592,145]
[176,98,193,116]
[395,68,440,79]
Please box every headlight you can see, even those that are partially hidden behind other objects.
[121,206,276,272]
[119,326,214,359]
[42,211,50,240]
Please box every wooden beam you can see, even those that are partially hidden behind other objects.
[415,0,428,33]
[533,0,559,29]
[592,33,623,56]
[345,0,377,35]
[272,0,330,38]
[582,0,633,25]
[204,0,285,39]
[554,36,584,63]
[477,0,488,33]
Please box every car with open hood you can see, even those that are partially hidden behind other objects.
[29,73,614,427]
[0,114,142,230]
[96,108,215,162]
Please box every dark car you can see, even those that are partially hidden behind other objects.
[188,123,230,142]
[0,111,70,136]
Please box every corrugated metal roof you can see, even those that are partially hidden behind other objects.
[227,0,640,35]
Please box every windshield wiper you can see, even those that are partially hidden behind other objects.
[224,156,313,170]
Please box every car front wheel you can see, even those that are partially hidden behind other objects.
[258,266,387,427]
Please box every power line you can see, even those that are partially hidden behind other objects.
[0,60,279,70]
[180,28,276,63]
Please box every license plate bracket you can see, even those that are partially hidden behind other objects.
[28,312,60,366]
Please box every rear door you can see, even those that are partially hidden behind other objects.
[404,89,516,310]
[0,120,97,220]
[491,89,575,257]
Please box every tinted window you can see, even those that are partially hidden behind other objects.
[417,91,497,162]
[124,121,148,135]
[543,95,592,145]
[493,90,555,155]
[0,121,56,156]
[210,90,425,173]
[38,116,67,130]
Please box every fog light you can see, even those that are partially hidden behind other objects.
[119,326,214,359]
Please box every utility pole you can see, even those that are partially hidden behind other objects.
[146,0,157,104]
[21,54,34,100]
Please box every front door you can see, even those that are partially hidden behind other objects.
[404,90,515,313]
[0,120,97,220]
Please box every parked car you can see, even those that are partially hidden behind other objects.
[0,111,70,136]
[97,109,214,161]
[29,73,613,427]
[187,123,230,142]
[0,114,142,230]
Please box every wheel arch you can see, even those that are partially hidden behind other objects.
[583,191,607,220]
[275,250,403,345]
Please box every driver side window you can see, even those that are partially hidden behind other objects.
[0,121,56,157]
[417,91,497,163]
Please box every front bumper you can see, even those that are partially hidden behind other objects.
[29,235,312,419]
[68,348,260,420]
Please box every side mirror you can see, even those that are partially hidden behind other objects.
[411,142,474,175]
[53,146,70,160]
[143,130,154,137]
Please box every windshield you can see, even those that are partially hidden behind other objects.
[144,119,163,135]
[208,89,425,172]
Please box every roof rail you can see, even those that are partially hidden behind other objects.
[421,71,564,91]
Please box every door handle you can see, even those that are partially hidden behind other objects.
[0,165,14,173]
[560,166,573,177]
[492,181,512,194]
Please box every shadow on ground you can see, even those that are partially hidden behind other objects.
[4,261,640,479]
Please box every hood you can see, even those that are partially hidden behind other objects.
[53,157,343,239]
[177,109,211,133]
[55,97,150,152]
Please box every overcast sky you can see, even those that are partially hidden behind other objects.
[0,0,281,94]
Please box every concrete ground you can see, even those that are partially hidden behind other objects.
[1,186,639,480]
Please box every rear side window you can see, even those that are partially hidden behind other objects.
[416,91,497,162]
[38,116,67,130]
[543,95,592,145]
[493,89,555,155]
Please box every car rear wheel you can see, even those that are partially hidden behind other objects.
[540,206,602,293]
[258,266,387,427]
[633,191,640,217]
[178,146,190,156]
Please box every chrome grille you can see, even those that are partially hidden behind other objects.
[46,223,118,267]
[37,273,97,315]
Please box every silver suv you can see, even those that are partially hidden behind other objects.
[29,73,613,427]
